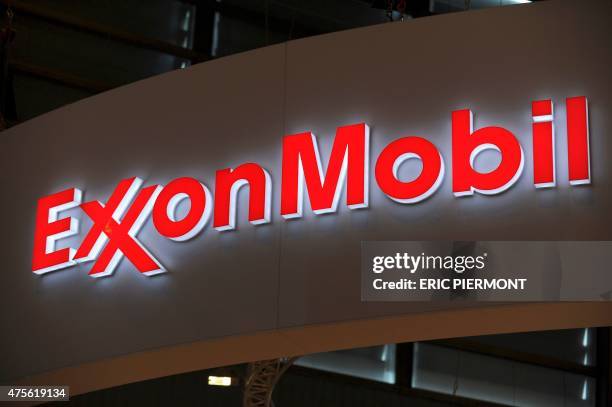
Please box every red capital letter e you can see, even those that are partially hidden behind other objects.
[32,188,82,274]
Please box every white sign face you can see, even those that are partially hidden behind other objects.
[32,97,590,278]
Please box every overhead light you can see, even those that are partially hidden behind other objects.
[581,379,588,400]
[208,376,233,386]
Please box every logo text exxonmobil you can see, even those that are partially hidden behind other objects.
[32,96,591,278]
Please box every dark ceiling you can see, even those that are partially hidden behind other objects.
[0,0,541,125]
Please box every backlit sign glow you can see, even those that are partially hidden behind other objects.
[32,96,591,277]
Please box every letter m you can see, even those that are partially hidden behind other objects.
[281,123,369,218]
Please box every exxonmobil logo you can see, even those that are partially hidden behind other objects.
[32,96,591,278]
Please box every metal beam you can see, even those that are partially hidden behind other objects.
[11,59,111,93]
[289,365,510,407]
[243,357,297,407]
[0,1,209,63]
[180,0,325,38]
[432,338,598,377]
[394,342,413,388]
[596,327,610,407]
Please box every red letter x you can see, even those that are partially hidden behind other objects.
[77,177,164,277]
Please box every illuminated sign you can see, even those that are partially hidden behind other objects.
[32,96,591,277]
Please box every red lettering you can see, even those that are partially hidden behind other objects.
[375,137,444,203]
[153,177,212,240]
[281,123,369,218]
[32,188,81,274]
[214,163,271,231]
[452,109,524,196]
